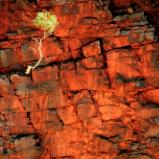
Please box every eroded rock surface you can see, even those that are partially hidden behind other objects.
[0,0,159,159]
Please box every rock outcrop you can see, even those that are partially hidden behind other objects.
[0,0,159,159]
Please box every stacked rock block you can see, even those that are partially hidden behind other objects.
[0,0,159,159]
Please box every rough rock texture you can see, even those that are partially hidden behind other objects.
[0,0,159,159]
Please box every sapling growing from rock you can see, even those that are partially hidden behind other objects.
[25,11,59,74]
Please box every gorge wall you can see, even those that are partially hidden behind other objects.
[0,0,159,159]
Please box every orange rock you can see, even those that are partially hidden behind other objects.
[0,0,159,158]
[99,105,127,121]
[6,112,28,127]
[78,55,104,69]
[0,95,24,113]
[21,37,64,64]
[71,49,81,59]
[77,103,97,121]
[58,24,120,38]
[57,106,78,124]
[93,91,115,106]
[60,68,109,91]
[80,153,117,159]
[47,92,68,108]
[103,36,129,51]
[68,38,82,50]
[144,89,159,104]
[134,108,159,120]
[106,49,142,81]
[51,128,83,157]
[144,125,159,138]
[91,136,118,153]
[83,117,102,130]
[32,66,59,85]
[53,1,112,27]
[0,49,20,68]
[82,41,101,57]
[0,76,14,95]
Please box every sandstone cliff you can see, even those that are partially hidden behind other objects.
[0,0,159,159]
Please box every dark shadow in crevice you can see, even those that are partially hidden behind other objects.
[95,134,110,141]
[116,73,145,87]
[141,102,159,109]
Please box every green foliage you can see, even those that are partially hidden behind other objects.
[33,11,59,35]
[25,11,59,74]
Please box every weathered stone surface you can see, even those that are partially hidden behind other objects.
[114,12,145,22]
[99,105,128,121]
[0,0,159,158]
[60,67,109,91]
[50,128,83,157]
[0,49,19,68]
[57,106,78,124]
[144,125,159,138]
[93,91,116,106]
[0,95,24,113]
[53,1,112,27]
[0,76,14,95]
[77,103,97,121]
[77,55,104,69]
[32,65,59,85]
[68,38,82,50]
[133,108,159,120]
[55,24,120,38]
[106,49,142,83]
[82,41,101,57]
[91,136,118,153]
[139,47,159,87]
[143,89,159,104]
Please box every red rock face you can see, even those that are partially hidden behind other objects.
[0,0,159,159]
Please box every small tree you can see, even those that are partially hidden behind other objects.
[25,11,59,74]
